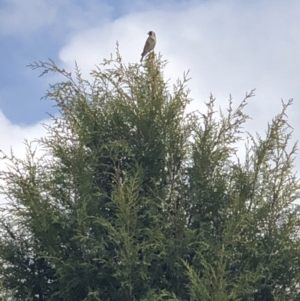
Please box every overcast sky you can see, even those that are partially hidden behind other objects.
[1,0,300,183]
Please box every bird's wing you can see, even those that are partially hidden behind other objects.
[142,37,155,55]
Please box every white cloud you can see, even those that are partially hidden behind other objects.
[58,0,300,148]
[0,110,49,205]
[0,110,48,158]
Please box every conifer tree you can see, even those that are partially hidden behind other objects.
[0,48,300,300]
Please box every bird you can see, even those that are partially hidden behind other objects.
[140,31,156,62]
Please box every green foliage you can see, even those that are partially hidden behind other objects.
[0,48,300,300]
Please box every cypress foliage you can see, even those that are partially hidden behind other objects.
[0,49,300,300]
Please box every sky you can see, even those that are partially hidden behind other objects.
[0,0,300,194]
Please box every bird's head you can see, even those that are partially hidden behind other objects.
[148,31,155,37]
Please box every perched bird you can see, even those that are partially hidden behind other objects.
[140,31,156,62]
